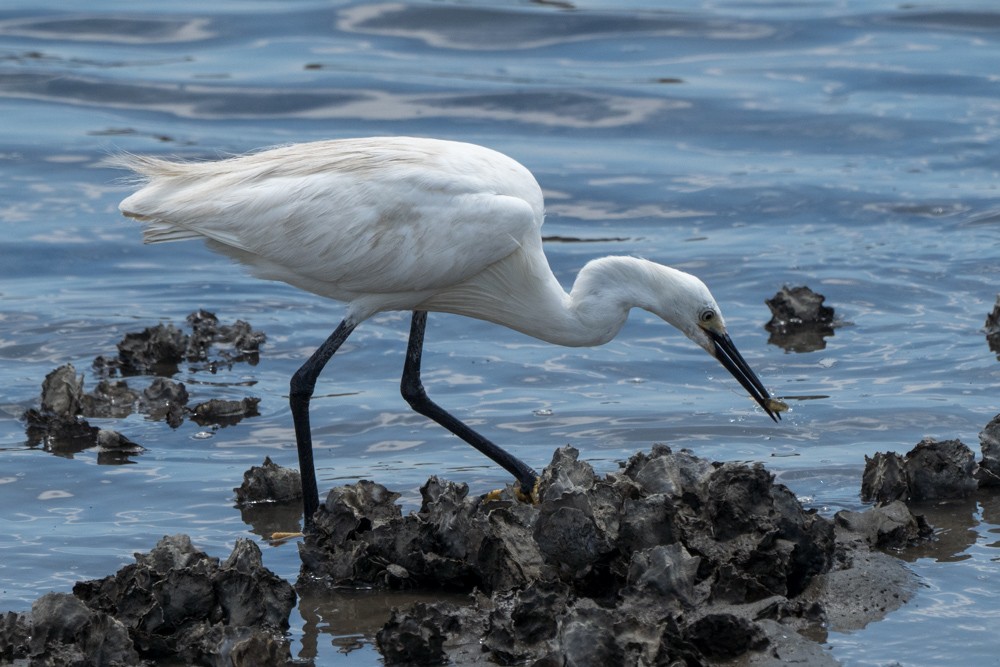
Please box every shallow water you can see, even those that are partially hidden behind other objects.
[2,1,1000,664]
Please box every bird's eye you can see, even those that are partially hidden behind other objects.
[699,309,716,325]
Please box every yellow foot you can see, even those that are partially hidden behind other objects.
[483,488,506,503]
[514,477,542,504]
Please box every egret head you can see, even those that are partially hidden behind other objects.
[653,268,781,422]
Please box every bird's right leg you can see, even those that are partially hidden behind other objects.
[290,318,357,528]
[400,311,539,499]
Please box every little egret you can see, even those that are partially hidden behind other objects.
[116,136,779,526]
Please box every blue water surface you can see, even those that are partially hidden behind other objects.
[2,1,1000,664]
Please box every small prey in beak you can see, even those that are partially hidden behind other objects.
[707,329,781,422]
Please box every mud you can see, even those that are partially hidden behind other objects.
[297,445,919,666]
[0,535,296,667]
[20,312,263,460]
[764,285,838,352]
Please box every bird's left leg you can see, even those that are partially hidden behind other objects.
[290,318,358,528]
[400,311,539,499]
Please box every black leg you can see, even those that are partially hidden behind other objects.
[290,318,357,527]
[400,311,539,494]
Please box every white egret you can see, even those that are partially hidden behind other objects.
[115,136,779,526]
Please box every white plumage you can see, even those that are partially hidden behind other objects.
[116,136,778,523]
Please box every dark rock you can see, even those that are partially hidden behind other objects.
[764,285,837,352]
[625,543,701,608]
[21,365,146,464]
[800,531,916,634]
[108,311,266,375]
[22,314,263,452]
[0,611,30,663]
[138,377,189,428]
[96,429,146,465]
[218,320,267,353]
[190,397,260,426]
[80,379,139,418]
[24,363,99,453]
[977,414,1000,487]
[484,581,568,662]
[905,438,977,501]
[302,445,844,665]
[862,438,978,504]
[835,500,933,549]
[235,456,303,505]
[186,310,266,363]
[40,364,85,416]
[862,451,909,504]
[186,309,223,360]
[29,592,139,667]
[376,602,450,665]
[985,295,1000,354]
[23,407,100,454]
[685,613,768,660]
[71,534,295,665]
[117,323,188,373]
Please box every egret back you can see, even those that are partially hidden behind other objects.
[117,137,546,303]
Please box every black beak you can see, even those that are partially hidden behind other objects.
[707,330,780,422]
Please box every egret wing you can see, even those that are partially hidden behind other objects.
[118,143,543,296]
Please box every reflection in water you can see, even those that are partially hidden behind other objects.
[339,3,775,51]
[296,587,471,660]
[0,15,213,44]
[0,72,670,127]
[897,496,980,564]
[239,500,304,541]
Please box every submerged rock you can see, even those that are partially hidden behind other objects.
[300,445,853,665]
[764,285,837,352]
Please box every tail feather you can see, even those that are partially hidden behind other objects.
[111,152,220,245]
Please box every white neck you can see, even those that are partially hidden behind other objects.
[424,255,696,348]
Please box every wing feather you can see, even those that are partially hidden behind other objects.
[116,138,544,298]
